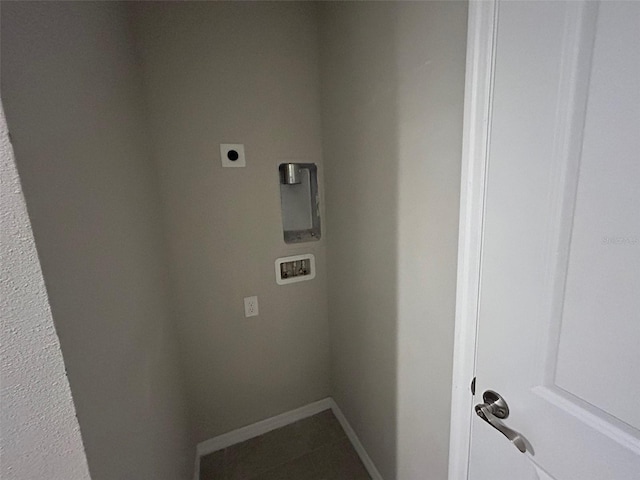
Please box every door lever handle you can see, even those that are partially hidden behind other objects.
[475,390,527,453]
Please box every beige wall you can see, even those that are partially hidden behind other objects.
[1,3,192,479]
[319,2,467,479]
[0,104,91,480]
[132,2,330,442]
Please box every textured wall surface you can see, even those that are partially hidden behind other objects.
[319,2,467,478]
[0,105,91,480]
[1,3,192,479]
[132,2,330,442]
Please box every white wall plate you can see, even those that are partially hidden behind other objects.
[220,143,246,167]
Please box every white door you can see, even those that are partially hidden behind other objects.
[467,1,640,479]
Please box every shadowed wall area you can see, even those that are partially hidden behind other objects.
[319,2,467,478]
[1,2,192,479]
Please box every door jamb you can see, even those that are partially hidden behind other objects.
[448,2,498,479]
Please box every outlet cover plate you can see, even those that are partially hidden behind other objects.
[244,296,258,317]
[220,144,246,167]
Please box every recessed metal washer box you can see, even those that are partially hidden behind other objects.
[275,254,316,285]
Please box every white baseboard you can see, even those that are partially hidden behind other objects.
[193,396,383,480]
[329,399,384,480]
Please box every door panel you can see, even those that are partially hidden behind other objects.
[553,1,640,431]
[469,2,640,479]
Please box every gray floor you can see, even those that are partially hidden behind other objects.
[199,409,371,480]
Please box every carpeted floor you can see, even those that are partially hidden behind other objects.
[199,409,371,480]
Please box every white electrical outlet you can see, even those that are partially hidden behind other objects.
[243,296,259,317]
